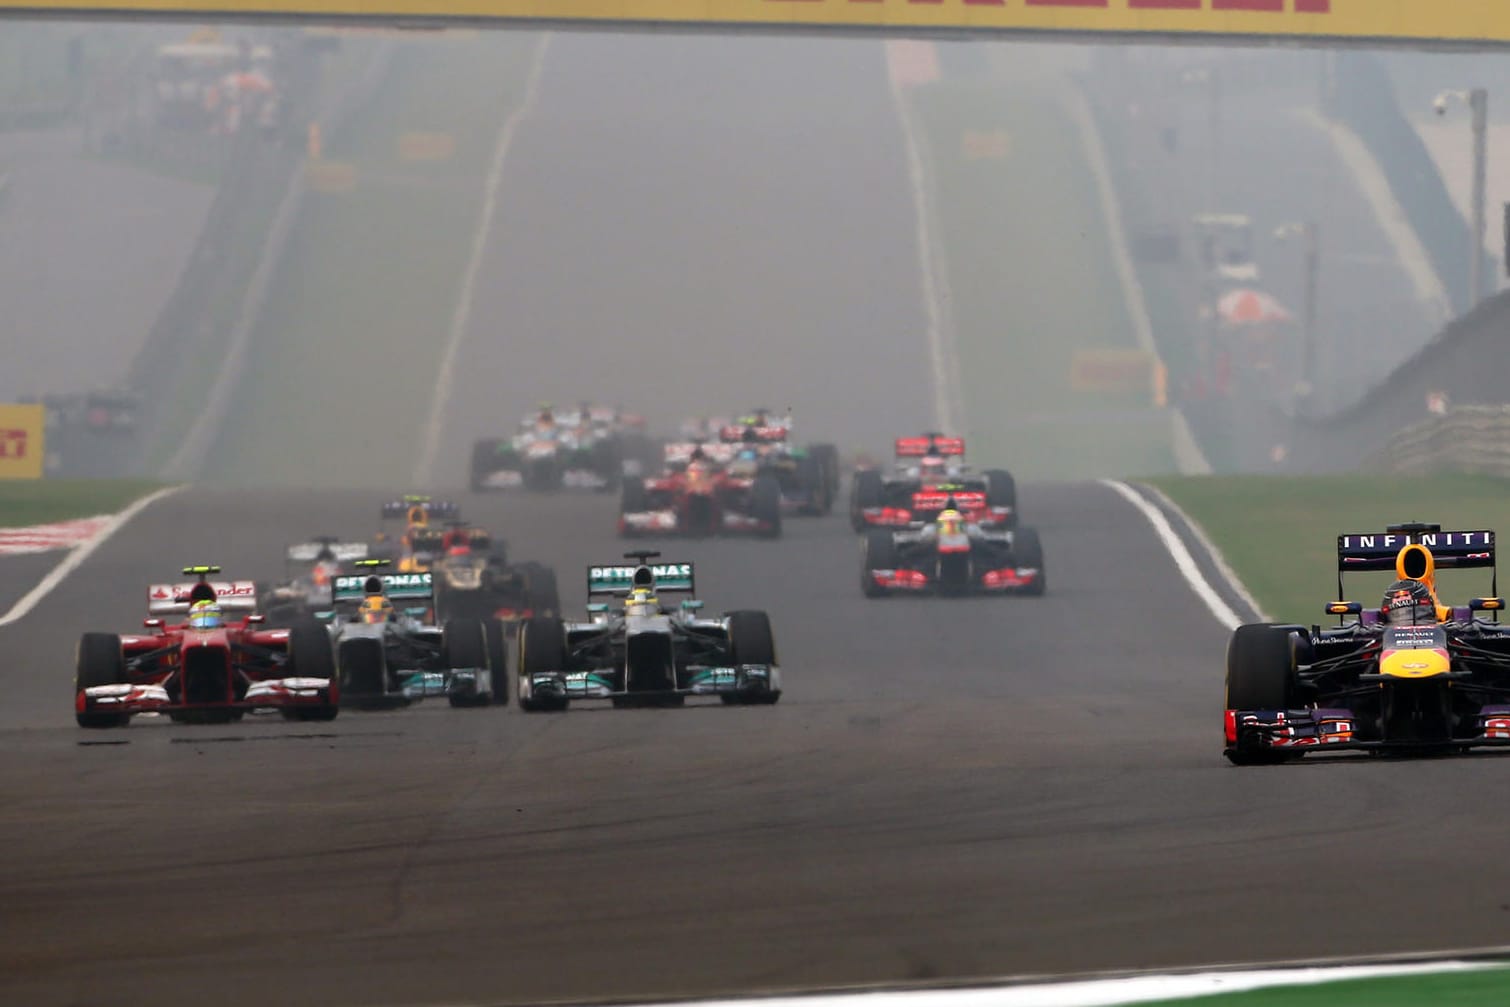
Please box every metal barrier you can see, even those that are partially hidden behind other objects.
[1373,406,1510,476]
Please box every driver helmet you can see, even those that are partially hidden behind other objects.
[937,507,964,536]
[187,599,224,630]
[624,587,659,617]
[360,595,395,625]
[1382,579,1436,626]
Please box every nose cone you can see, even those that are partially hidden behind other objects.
[1379,647,1451,679]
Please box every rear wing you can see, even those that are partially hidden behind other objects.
[409,529,446,554]
[896,435,964,458]
[148,580,258,616]
[286,540,368,563]
[663,441,737,466]
[719,424,787,444]
[331,571,434,604]
[1337,530,1495,571]
[587,562,695,596]
[380,498,460,521]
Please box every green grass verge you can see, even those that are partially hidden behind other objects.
[913,79,1176,480]
[204,33,540,487]
[1148,473,1510,624]
[0,479,163,526]
[1141,966,1510,1006]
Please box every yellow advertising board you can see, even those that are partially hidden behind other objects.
[0,404,45,480]
[2,0,1510,47]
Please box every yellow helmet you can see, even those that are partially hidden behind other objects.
[360,595,395,624]
[938,508,964,534]
[624,587,658,614]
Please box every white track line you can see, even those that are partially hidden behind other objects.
[413,33,552,488]
[1137,480,1271,622]
[887,46,962,436]
[1066,88,1211,476]
[1101,479,1241,631]
[0,484,185,627]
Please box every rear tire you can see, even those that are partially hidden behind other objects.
[751,474,782,538]
[518,616,568,712]
[484,618,509,706]
[862,529,899,598]
[810,444,840,513]
[76,632,129,728]
[984,468,1017,526]
[851,469,883,532]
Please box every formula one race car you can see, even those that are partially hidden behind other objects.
[325,560,505,709]
[618,443,782,538]
[850,434,1016,532]
[75,566,338,727]
[260,536,369,625]
[1225,523,1510,764]
[430,522,562,634]
[516,552,781,711]
[377,496,462,572]
[861,498,1044,597]
[470,404,626,492]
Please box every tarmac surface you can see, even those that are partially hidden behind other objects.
[7,484,1510,1007]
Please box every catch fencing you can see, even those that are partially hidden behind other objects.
[1374,405,1510,476]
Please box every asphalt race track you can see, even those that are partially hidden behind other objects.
[7,483,1510,1006]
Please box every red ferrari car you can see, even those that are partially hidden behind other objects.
[74,566,338,728]
[618,445,782,538]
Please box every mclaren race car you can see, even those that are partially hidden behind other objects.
[861,499,1044,597]
[850,434,1016,532]
[75,566,338,727]
[1225,523,1510,764]
[325,560,505,709]
[516,552,781,711]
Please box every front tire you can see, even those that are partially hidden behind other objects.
[750,474,783,539]
[443,619,490,708]
[518,616,568,712]
[727,609,779,705]
[1012,526,1046,597]
[862,529,899,598]
[1225,624,1301,766]
[76,632,129,728]
[851,469,883,532]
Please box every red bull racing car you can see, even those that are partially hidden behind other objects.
[1225,523,1510,764]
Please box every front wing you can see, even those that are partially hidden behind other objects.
[522,663,779,704]
[1225,705,1510,758]
[866,565,1041,595]
[76,677,336,718]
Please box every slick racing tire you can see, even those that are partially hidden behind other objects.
[851,469,883,532]
[520,561,561,619]
[620,478,649,533]
[76,632,129,728]
[484,618,509,706]
[861,529,899,598]
[1012,526,1046,597]
[518,615,568,712]
[287,619,338,720]
[470,440,500,492]
[725,609,779,705]
[443,619,491,708]
[984,468,1017,526]
[1225,624,1302,766]
[810,443,840,513]
[751,474,783,539]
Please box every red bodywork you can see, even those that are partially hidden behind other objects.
[619,463,775,537]
[76,604,335,725]
[861,486,1009,529]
